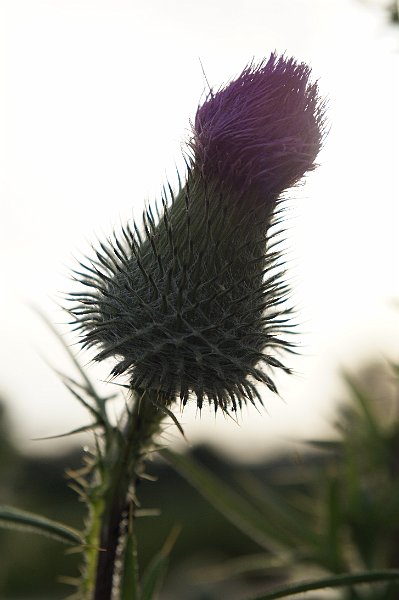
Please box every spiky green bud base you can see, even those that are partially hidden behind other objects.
[71,166,293,412]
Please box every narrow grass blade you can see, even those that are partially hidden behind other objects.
[63,381,105,424]
[324,476,343,572]
[0,505,83,545]
[343,373,382,440]
[193,552,294,583]
[305,440,341,452]
[162,449,299,554]
[120,528,140,600]
[140,527,180,600]
[32,305,108,419]
[32,421,100,441]
[236,473,318,549]
[248,570,399,599]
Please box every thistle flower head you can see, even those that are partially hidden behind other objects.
[69,53,326,413]
[193,53,325,201]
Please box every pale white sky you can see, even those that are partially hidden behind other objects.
[0,0,398,459]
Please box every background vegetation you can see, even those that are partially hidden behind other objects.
[1,357,399,599]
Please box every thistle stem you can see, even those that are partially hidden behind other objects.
[89,390,166,600]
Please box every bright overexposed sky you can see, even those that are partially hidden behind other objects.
[0,0,398,459]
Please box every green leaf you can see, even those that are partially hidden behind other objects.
[120,527,140,600]
[389,360,399,380]
[247,570,399,599]
[161,449,305,554]
[324,475,344,572]
[140,555,168,600]
[0,505,83,545]
[140,527,180,600]
[343,373,382,440]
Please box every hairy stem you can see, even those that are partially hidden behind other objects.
[84,389,167,600]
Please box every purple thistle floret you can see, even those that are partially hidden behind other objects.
[193,53,325,201]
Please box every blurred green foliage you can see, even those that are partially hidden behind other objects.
[164,360,399,599]
[1,357,399,599]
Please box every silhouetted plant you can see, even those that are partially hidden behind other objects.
[2,53,398,600]
[66,54,325,599]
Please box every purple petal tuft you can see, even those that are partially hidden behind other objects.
[193,53,326,200]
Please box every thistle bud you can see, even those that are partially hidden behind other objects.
[70,53,325,412]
